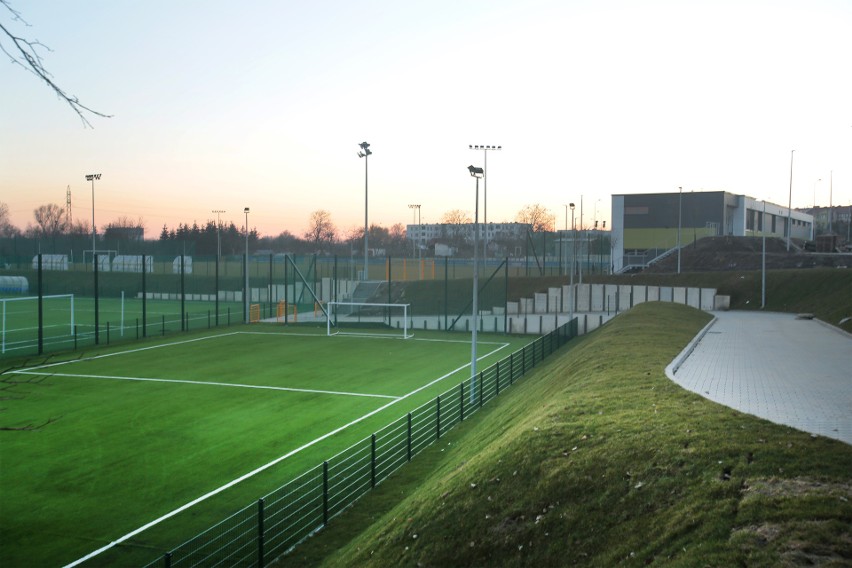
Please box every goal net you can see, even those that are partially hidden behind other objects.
[1,294,75,354]
[326,302,412,338]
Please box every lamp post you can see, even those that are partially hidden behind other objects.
[787,150,795,251]
[569,202,575,322]
[358,142,372,280]
[468,145,501,260]
[761,200,766,309]
[562,204,569,276]
[468,165,484,404]
[811,179,821,239]
[677,186,683,274]
[408,204,421,259]
[212,210,225,262]
[85,173,101,269]
[244,207,250,324]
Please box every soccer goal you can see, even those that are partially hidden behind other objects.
[1,294,74,354]
[326,302,412,338]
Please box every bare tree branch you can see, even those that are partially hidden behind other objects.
[1,0,112,127]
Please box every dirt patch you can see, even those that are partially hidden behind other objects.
[741,477,852,501]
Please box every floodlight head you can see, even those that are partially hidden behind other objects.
[358,148,372,158]
[468,165,484,178]
[569,202,575,210]
[244,207,250,214]
[85,174,101,181]
[359,141,370,150]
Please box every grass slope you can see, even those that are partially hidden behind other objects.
[289,303,851,567]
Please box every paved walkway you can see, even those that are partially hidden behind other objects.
[670,311,852,445]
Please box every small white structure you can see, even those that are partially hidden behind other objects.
[31,254,69,271]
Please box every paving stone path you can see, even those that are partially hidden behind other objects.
[671,311,852,444]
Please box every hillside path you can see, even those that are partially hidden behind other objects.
[671,311,852,444]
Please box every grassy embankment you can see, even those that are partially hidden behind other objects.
[288,302,851,566]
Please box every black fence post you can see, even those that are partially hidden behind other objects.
[370,434,376,489]
[142,254,147,338]
[479,371,484,408]
[496,361,500,396]
[106,321,110,345]
[37,254,43,355]
[510,352,514,385]
[436,396,441,440]
[162,314,165,336]
[322,461,329,526]
[136,318,139,339]
[257,498,265,568]
[215,255,219,327]
[180,254,186,332]
[407,413,412,461]
[94,253,100,345]
[163,552,171,568]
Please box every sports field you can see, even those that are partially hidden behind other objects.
[0,325,530,567]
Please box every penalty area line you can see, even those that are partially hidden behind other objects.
[9,370,399,400]
[64,341,509,568]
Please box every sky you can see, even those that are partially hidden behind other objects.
[2,0,850,239]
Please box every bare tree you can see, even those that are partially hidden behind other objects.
[304,210,336,251]
[441,209,472,225]
[1,1,111,127]
[33,203,66,235]
[0,201,21,237]
[516,204,555,232]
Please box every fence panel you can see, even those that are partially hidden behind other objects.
[137,319,576,567]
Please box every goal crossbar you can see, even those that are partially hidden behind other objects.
[326,301,412,338]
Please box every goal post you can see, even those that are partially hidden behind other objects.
[326,302,412,338]
[1,294,75,354]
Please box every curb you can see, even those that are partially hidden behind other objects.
[665,315,718,381]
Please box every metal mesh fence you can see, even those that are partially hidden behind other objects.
[141,318,577,568]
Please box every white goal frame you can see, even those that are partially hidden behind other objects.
[326,301,412,339]
[1,294,75,354]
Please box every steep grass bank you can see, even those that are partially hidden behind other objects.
[287,303,851,566]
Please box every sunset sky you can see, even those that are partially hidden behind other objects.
[2,0,850,239]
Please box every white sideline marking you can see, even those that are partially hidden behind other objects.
[63,341,510,568]
[4,332,243,375]
[8,370,399,400]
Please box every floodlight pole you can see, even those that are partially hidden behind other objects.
[212,210,225,262]
[85,173,101,270]
[359,142,372,280]
[786,150,794,251]
[468,165,484,404]
[677,186,683,274]
[244,207,250,324]
[569,202,575,323]
[408,204,421,260]
[761,200,766,309]
[469,145,501,261]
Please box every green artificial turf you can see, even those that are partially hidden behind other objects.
[0,327,530,566]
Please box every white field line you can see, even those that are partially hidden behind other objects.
[8,370,399,400]
[3,332,244,375]
[63,340,510,568]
